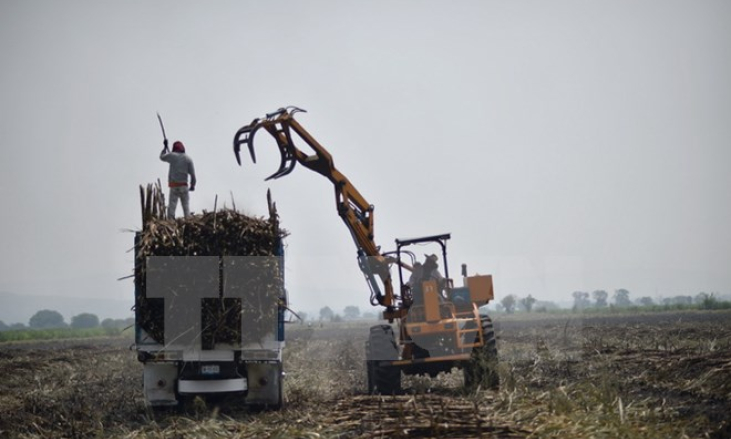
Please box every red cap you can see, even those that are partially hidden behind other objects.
[172,141,185,153]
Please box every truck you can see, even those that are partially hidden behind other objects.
[133,187,288,408]
[234,107,499,393]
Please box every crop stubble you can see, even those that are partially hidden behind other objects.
[0,310,729,438]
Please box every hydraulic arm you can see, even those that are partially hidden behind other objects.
[233,107,499,394]
[233,107,398,315]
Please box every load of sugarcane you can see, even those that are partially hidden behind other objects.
[134,182,287,346]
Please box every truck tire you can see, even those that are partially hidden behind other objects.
[366,325,401,394]
[271,362,284,410]
[463,314,499,390]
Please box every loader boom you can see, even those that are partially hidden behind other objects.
[234,107,398,315]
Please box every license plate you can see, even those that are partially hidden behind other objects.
[201,365,220,375]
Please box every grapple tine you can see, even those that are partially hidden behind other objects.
[287,106,307,117]
[265,140,297,180]
[234,142,242,166]
[265,167,286,181]
[277,161,297,178]
[247,140,257,163]
[265,161,295,181]
[232,118,261,166]
[233,131,246,166]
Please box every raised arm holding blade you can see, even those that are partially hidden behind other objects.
[157,113,197,219]
[157,112,169,152]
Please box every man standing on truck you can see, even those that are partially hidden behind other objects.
[160,140,197,218]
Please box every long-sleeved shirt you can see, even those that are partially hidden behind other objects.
[160,150,196,186]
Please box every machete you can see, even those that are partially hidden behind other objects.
[157,112,168,150]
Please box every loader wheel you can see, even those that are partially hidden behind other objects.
[366,325,401,394]
[464,314,499,390]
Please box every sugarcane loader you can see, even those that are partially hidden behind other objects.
[233,107,498,393]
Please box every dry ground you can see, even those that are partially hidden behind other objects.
[0,310,729,438]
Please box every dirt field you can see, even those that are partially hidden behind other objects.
[1,310,729,438]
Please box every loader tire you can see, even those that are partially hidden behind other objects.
[366,324,401,394]
[464,314,499,390]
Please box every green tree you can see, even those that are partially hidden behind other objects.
[697,293,730,310]
[71,313,99,329]
[501,294,517,314]
[637,296,655,307]
[101,318,118,329]
[319,306,334,321]
[29,310,66,329]
[0,320,7,331]
[592,290,608,307]
[572,291,590,310]
[519,295,537,312]
[613,289,632,307]
[694,292,709,305]
[343,306,360,320]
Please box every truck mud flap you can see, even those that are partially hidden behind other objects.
[143,363,178,407]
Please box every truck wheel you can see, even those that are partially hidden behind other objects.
[366,325,401,394]
[464,314,499,390]
[272,362,284,410]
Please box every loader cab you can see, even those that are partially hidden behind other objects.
[392,233,452,310]
[392,233,495,316]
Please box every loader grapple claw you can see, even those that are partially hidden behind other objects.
[233,118,261,166]
[233,108,305,181]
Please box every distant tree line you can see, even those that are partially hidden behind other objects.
[496,294,559,314]
[0,309,133,332]
[569,289,730,311]
[308,305,377,324]
[571,289,633,310]
[489,290,731,315]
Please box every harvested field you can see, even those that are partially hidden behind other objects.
[1,310,729,438]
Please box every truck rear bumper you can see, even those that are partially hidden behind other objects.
[179,378,247,393]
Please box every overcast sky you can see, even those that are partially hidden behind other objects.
[1,0,729,315]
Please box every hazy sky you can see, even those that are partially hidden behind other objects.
[1,0,729,314]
